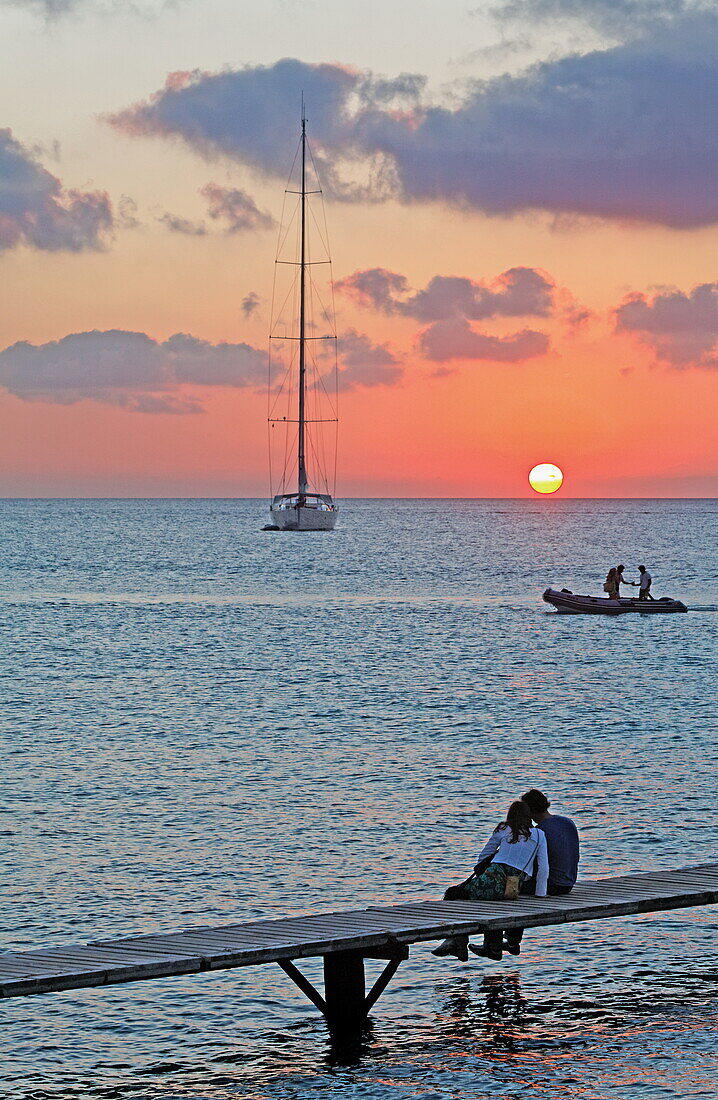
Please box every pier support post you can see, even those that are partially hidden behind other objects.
[323,951,366,1033]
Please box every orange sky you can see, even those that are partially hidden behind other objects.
[1,2,717,497]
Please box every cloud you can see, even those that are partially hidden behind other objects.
[242,291,261,317]
[200,183,274,233]
[118,195,141,229]
[0,329,268,411]
[336,268,410,312]
[0,128,113,253]
[107,59,424,201]
[337,265,553,365]
[110,20,718,227]
[337,266,555,320]
[3,0,181,17]
[615,282,718,368]
[157,211,207,235]
[336,328,403,389]
[2,0,76,13]
[418,319,549,362]
[491,0,691,37]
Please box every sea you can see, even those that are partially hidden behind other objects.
[0,498,716,1100]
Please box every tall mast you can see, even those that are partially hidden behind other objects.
[297,106,308,497]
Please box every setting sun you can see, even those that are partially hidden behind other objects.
[528,463,564,494]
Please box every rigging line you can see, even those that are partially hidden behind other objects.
[332,338,339,497]
[313,370,338,418]
[307,200,331,258]
[306,138,328,203]
[309,374,330,496]
[306,275,338,410]
[306,311,337,416]
[268,178,297,501]
[308,276,336,339]
[269,182,297,330]
[271,275,302,342]
[274,338,297,468]
[267,367,295,422]
[267,338,298,410]
[318,175,334,266]
[306,426,327,492]
[307,155,339,497]
[275,197,300,262]
[306,349,332,494]
[279,425,298,493]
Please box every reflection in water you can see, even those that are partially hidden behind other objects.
[438,973,531,1055]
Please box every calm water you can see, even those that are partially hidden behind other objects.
[0,499,716,1100]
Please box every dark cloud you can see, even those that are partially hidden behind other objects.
[241,292,261,318]
[337,266,554,320]
[108,59,423,201]
[201,183,274,233]
[336,268,410,312]
[336,328,403,389]
[110,20,718,227]
[0,128,113,253]
[491,0,690,36]
[157,211,207,235]
[0,329,268,412]
[418,319,549,362]
[616,282,718,368]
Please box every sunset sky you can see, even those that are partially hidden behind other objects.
[1,0,717,497]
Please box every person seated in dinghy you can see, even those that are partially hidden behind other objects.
[432,800,549,962]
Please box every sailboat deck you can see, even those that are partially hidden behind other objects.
[0,863,716,999]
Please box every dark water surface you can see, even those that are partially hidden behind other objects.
[0,499,716,1100]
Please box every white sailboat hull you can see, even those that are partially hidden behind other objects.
[270,505,337,531]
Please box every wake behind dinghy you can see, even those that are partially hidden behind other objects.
[543,588,688,615]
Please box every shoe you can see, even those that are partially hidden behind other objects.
[469,944,502,961]
[432,940,469,962]
[502,940,520,956]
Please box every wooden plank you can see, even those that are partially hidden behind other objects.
[0,863,713,1001]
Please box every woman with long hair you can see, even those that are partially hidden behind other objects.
[604,567,618,599]
[432,800,549,961]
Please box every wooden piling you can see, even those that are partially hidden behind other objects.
[323,951,366,1032]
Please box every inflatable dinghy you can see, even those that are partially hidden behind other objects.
[543,588,688,615]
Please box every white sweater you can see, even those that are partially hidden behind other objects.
[476,825,549,896]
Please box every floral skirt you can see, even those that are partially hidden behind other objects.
[464,862,524,901]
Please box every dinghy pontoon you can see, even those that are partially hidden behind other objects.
[543,588,688,615]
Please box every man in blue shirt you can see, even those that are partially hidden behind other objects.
[503,788,580,955]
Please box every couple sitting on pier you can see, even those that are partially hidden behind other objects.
[433,788,579,962]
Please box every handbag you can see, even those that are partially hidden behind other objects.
[504,873,521,900]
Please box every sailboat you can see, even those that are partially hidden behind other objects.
[267,109,339,531]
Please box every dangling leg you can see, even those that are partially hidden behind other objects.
[432,934,469,962]
[503,927,523,955]
[469,929,503,960]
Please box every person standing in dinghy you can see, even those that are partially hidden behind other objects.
[632,565,653,600]
[432,801,549,962]
[604,564,629,600]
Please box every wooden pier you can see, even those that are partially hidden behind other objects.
[1,863,716,1034]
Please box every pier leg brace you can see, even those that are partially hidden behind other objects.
[276,945,409,1032]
